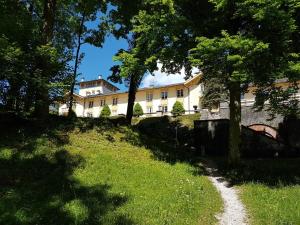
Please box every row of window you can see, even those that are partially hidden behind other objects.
[88,97,117,108]
[147,89,183,101]
[87,89,184,108]
[88,100,170,113]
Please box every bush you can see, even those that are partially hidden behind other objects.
[68,110,77,119]
[100,105,111,117]
[133,103,143,117]
[171,101,185,116]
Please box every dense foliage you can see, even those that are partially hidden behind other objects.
[0,0,116,118]
[115,0,300,165]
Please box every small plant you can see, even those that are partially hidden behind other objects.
[133,103,143,117]
[171,101,185,117]
[100,105,111,117]
[68,110,77,119]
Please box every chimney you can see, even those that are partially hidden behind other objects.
[98,75,102,80]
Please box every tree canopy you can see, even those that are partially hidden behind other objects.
[114,0,300,165]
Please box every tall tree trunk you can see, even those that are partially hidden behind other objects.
[126,74,139,123]
[68,13,85,117]
[35,0,57,119]
[228,81,241,166]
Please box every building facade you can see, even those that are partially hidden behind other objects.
[59,74,203,117]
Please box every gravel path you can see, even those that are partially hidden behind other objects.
[202,161,248,225]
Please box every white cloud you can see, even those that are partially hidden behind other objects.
[140,63,200,88]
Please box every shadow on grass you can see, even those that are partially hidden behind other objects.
[131,115,300,188]
[0,115,135,225]
[133,116,198,165]
[211,157,300,187]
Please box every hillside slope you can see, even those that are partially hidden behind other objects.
[0,115,221,225]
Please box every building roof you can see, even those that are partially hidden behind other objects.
[79,78,120,91]
[73,73,202,99]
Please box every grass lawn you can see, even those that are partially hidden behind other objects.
[0,116,222,225]
[215,158,300,225]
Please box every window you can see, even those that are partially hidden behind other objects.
[100,99,106,106]
[163,106,168,113]
[146,92,153,102]
[161,91,168,99]
[147,106,153,114]
[88,101,93,108]
[87,112,93,118]
[112,97,118,105]
[177,89,184,97]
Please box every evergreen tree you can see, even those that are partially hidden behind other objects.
[171,101,185,117]
[133,103,143,117]
[100,105,111,117]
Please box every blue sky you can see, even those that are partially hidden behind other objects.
[77,35,128,91]
[76,10,189,93]
[77,36,188,92]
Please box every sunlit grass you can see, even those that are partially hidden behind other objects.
[67,128,222,225]
[214,158,300,225]
[240,183,300,225]
[0,117,222,225]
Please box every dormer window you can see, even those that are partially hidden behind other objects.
[86,91,91,96]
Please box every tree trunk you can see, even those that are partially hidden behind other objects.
[126,74,139,123]
[228,81,241,166]
[35,0,57,119]
[68,13,85,117]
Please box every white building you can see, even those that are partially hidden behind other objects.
[59,74,203,117]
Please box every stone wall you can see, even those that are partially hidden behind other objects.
[199,104,284,128]
[194,119,287,158]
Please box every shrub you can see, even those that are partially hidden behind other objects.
[171,101,185,116]
[133,103,143,117]
[68,110,77,119]
[100,105,111,117]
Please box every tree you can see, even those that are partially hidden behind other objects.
[171,101,185,117]
[201,78,227,110]
[100,105,111,117]
[109,39,149,123]
[133,103,143,117]
[120,0,300,166]
[68,0,108,116]
[189,32,269,165]
[108,0,150,123]
[0,0,76,116]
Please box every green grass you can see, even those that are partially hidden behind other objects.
[241,183,300,225]
[0,116,222,225]
[214,158,300,225]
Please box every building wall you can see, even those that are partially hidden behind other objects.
[59,81,203,118]
[58,97,85,117]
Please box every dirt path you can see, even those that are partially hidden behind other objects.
[202,160,248,225]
